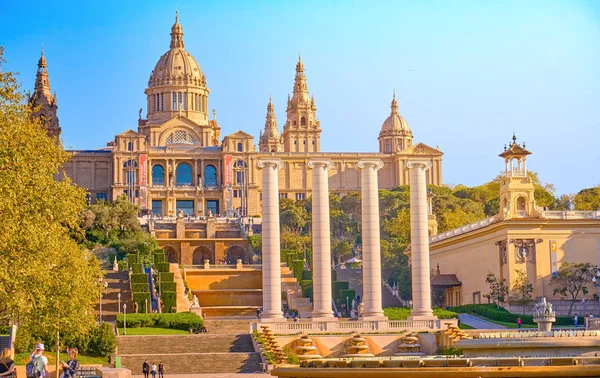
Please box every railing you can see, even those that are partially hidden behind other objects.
[430,216,498,244]
[509,169,527,177]
[183,264,262,270]
[250,318,457,334]
[541,210,600,220]
[383,281,409,307]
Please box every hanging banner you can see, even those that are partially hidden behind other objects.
[550,240,558,276]
[139,154,148,209]
[225,155,233,185]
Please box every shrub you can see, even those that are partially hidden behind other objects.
[156,262,170,273]
[118,260,128,271]
[162,291,177,313]
[128,254,139,264]
[301,280,313,300]
[301,270,312,281]
[154,253,166,264]
[292,260,304,279]
[0,326,9,335]
[131,273,149,284]
[131,263,143,274]
[132,283,149,292]
[160,282,177,292]
[132,292,151,312]
[384,307,459,320]
[116,312,203,331]
[160,272,174,282]
[14,327,35,354]
[284,347,299,365]
[339,289,356,305]
[332,281,349,300]
[88,322,116,356]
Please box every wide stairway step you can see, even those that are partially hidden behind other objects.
[119,352,261,374]
[203,319,254,335]
[202,306,260,318]
[117,334,254,354]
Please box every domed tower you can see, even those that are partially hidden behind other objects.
[498,134,537,219]
[259,95,283,152]
[378,91,412,153]
[281,55,321,152]
[142,12,217,146]
[30,47,60,139]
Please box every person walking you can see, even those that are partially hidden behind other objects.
[28,343,49,378]
[158,362,165,378]
[151,363,157,378]
[60,348,80,378]
[574,313,579,328]
[0,348,15,378]
[517,317,522,329]
[142,360,150,378]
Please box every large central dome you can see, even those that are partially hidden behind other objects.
[148,12,206,88]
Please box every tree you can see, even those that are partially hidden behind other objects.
[0,48,101,344]
[510,269,534,306]
[550,262,597,315]
[279,198,308,234]
[573,187,600,211]
[485,272,508,307]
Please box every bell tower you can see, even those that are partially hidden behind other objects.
[30,47,61,139]
[259,96,283,152]
[281,55,321,152]
[498,134,537,219]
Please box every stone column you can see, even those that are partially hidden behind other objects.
[307,159,335,320]
[257,159,285,321]
[358,159,386,320]
[407,161,437,320]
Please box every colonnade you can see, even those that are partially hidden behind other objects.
[257,157,435,322]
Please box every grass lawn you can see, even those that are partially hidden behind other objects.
[459,323,475,329]
[14,353,108,366]
[118,327,188,335]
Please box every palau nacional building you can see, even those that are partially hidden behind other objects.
[31,13,442,218]
[30,13,600,308]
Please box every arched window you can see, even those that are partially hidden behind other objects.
[176,163,193,186]
[204,165,217,187]
[237,142,243,152]
[293,121,297,126]
[301,117,306,126]
[127,141,133,151]
[123,160,137,185]
[152,165,165,186]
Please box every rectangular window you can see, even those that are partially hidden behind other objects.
[135,190,139,198]
[295,193,306,201]
[172,93,177,110]
[96,192,108,201]
[183,93,187,110]
[176,199,195,216]
[156,94,159,112]
[178,92,182,110]
[160,93,164,111]
[259,193,262,201]
[279,193,288,199]
[152,200,163,215]
[233,190,238,198]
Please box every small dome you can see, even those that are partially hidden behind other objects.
[381,92,410,132]
[147,13,205,88]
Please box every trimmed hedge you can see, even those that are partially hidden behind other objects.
[301,270,312,281]
[162,291,177,313]
[332,281,349,300]
[132,283,149,292]
[384,307,458,320]
[132,292,151,312]
[154,253,166,264]
[160,272,174,282]
[131,263,143,274]
[339,289,356,305]
[156,262,170,273]
[131,273,149,284]
[160,282,177,292]
[450,304,572,326]
[292,260,304,279]
[128,254,139,264]
[116,312,203,330]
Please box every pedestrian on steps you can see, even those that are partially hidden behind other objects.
[151,363,157,378]
[517,317,522,329]
[158,362,165,378]
[142,360,149,378]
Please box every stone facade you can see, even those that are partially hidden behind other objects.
[38,13,443,215]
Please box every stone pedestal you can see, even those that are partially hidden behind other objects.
[308,159,336,320]
[257,159,285,321]
[358,159,386,320]
[407,161,436,320]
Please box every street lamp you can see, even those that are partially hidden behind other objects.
[123,304,127,335]
[145,298,149,314]
[98,277,103,323]
[118,293,121,315]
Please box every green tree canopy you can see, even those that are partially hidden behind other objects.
[0,48,101,340]
[573,187,600,211]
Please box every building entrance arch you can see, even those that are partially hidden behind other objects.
[164,246,179,263]
[225,246,246,264]
[193,246,214,265]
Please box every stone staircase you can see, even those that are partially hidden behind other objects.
[281,263,312,317]
[98,270,133,322]
[336,268,402,308]
[117,322,261,374]
[170,264,191,312]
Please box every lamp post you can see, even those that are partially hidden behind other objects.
[123,304,127,335]
[145,298,149,314]
[118,293,121,315]
[98,277,103,323]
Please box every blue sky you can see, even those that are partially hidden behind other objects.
[1,0,599,195]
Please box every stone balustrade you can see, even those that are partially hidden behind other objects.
[472,329,600,339]
[250,318,457,334]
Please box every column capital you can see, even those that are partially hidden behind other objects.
[307,158,334,170]
[257,158,284,170]
[406,160,432,170]
[357,159,384,170]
